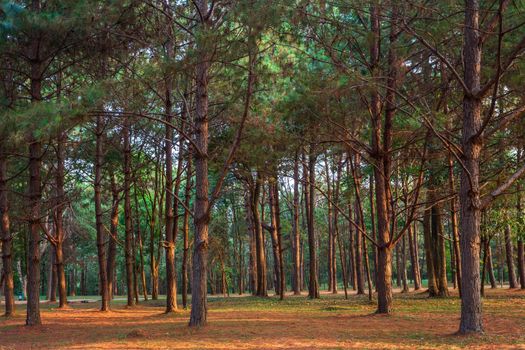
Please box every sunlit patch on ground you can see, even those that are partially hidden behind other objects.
[1,288,524,349]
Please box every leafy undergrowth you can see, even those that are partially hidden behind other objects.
[1,288,524,349]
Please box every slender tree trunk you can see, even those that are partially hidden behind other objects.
[325,158,334,293]
[94,116,110,312]
[432,204,449,296]
[292,153,301,295]
[504,225,518,288]
[54,132,68,308]
[245,191,257,295]
[268,183,281,296]
[518,240,525,289]
[408,223,421,290]
[448,153,462,296]
[306,147,319,299]
[517,152,525,289]
[123,117,135,307]
[0,151,14,316]
[486,241,497,289]
[401,234,409,292]
[269,180,284,299]
[47,251,57,302]
[134,190,148,301]
[182,153,192,308]
[107,174,119,300]
[423,204,437,296]
[253,173,267,296]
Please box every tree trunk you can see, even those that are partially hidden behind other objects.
[94,115,110,311]
[182,152,192,308]
[190,0,211,325]
[486,241,497,289]
[53,132,68,308]
[306,147,319,299]
[134,190,148,301]
[504,225,518,288]
[253,172,267,297]
[458,0,483,334]
[401,234,409,293]
[408,223,421,290]
[432,204,449,296]
[107,174,119,300]
[292,153,301,295]
[423,204,437,296]
[0,151,15,316]
[123,117,135,307]
[26,48,43,327]
[518,240,525,289]
[448,153,462,296]
[269,180,284,299]
[47,250,57,302]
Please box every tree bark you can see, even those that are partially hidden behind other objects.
[190,0,211,326]
[292,153,301,295]
[253,172,267,296]
[94,115,110,312]
[423,204,437,296]
[408,223,421,290]
[123,117,135,307]
[182,151,192,308]
[504,225,518,288]
[448,153,462,296]
[459,0,484,333]
[53,131,68,308]
[306,146,319,299]
[107,174,119,300]
[0,150,14,316]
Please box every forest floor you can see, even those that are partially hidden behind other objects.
[1,288,525,349]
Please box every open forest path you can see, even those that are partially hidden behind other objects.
[1,288,524,349]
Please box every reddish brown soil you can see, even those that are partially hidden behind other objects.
[1,288,524,349]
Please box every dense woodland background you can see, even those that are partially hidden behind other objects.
[1,0,525,337]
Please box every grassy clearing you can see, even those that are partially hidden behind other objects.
[1,288,524,349]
